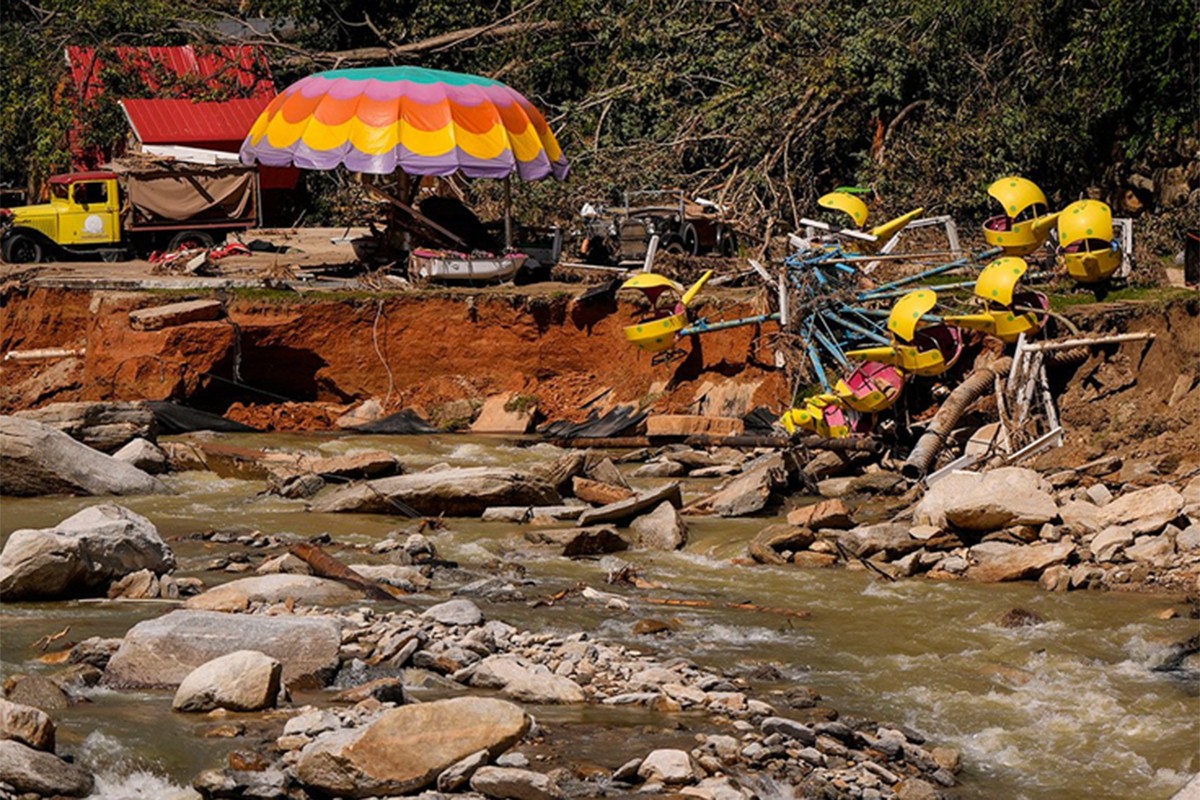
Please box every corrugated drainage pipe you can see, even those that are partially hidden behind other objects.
[902,356,1013,480]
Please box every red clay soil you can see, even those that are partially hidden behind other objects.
[0,286,787,428]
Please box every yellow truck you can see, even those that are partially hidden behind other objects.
[0,161,260,263]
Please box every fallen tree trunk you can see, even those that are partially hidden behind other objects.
[902,356,1013,480]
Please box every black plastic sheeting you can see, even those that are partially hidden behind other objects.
[539,404,648,439]
[351,409,440,434]
[742,406,780,434]
[147,401,261,434]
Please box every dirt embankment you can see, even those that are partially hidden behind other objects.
[0,286,786,427]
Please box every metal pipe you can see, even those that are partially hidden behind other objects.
[1020,332,1154,352]
[503,176,513,252]
[857,247,1003,299]
[678,312,781,337]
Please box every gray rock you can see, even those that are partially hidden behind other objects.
[966,541,1074,582]
[294,697,529,798]
[577,482,684,527]
[1059,500,1101,534]
[0,739,93,797]
[470,766,561,800]
[940,468,1057,531]
[481,506,585,523]
[255,553,314,576]
[842,524,922,559]
[1178,524,1200,552]
[1124,534,1175,563]
[172,650,282,712]
[0,699,54,752]
[686,454,788,517]
[761,717,816,746]
[12,401,154,453]
[632,460,687,478]
[310,466,559,516]
[1090,526,1136,562]
[348,563,430,591]
[103,609,341,689]
[630,501,688,550]
[437,749,488,792]
[0,504,175,601]
[503,672,585,704]
[0,415,167,497]
[1085,483,1113,506]
[1098,485,1185,534]
[423,599,484,626]
[637,749,696,786]
[112,438,169,474]
[184,574,364,612]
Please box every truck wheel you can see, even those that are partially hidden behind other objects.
[662,238,686,255]
[681,224,700,256]
[167,231,215,251]
[718,226,737,257]
[2,233,43,264]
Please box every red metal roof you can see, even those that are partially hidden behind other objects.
[65,45,275,103]
[48,171,118,184]
[121,97,270,148]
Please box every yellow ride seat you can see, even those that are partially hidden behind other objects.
[817,192,870,229]
[1057,200,1121,284]
[861,207,925,253]
[981,176,1060,256]
[942,256,1047,343]
[780,394,852,439]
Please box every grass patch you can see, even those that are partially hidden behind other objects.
[1048,285,1195,311]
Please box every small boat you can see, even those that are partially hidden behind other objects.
[410,248,527,283]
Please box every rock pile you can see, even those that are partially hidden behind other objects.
[750,467,1200,591]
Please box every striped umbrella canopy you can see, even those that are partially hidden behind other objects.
[240,66,568,181]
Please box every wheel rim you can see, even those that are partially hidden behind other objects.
[10,238,37,262]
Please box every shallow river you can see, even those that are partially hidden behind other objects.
[2,434,1197,800]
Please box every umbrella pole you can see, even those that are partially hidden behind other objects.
[504,176,513,252]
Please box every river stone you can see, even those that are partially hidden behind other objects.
[0,739,93,797]
[0,415,168,497]
[470,766,561,800]
[571,477,634,505]
[295,697,530,798]
[940,468,1057,531]
[310,467,559,516]
[482,505,586,523]
[1125,534,1176,563]
[912,471,979,527]
[1058,500,1101,533]
[786,499,854,530]
[1090,526,1136,562]
[761,717,816,746]
[184,574,364,612]
[437,749,489,792]
[107,568,159,599]
[255,553,314,576]
[842,524,922,559]
[637,749,697,785]
[1171,773,1200,800]
[685,454,788,517]
[172,650,281,713]
[577,482,683,527]
[0,504,175,601]
[1097,485,1184,534]
[630,501,689,550]
[0,699,54,752]
[503,672,585,704]
[103,610,341,689]
[965,541,1073,582]
[748,524,815,564]
[423,599,484,626]
[348,563,430,591]
[111,437,169,475]
[1178,524,1200,552]
[3,675,69,711]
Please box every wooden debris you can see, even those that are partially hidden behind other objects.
[288,543,411,602]
[31,625,70,652]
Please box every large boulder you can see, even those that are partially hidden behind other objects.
[103,610,341,689]
[685,453,788,517]
[295,697,530,798]
[0,416,168,497]
[1097,485,1185,534]
[630,502,689,550]
[172,650,282,712]
[938,468,1057,531]
[12,401,155,453]
[0,740,93,797]
[310,467,558,516]
[0,698,54,751]
[112,438,169,475]
[0,504,175,601]
[965,541,1074,582]
[184,574,364,612]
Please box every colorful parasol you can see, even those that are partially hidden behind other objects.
[239,66,568,181]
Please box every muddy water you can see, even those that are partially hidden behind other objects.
[2,434,1197,800]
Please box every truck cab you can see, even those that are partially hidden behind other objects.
[2,172,121,263]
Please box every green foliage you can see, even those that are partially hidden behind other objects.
[1,0,1194,234]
